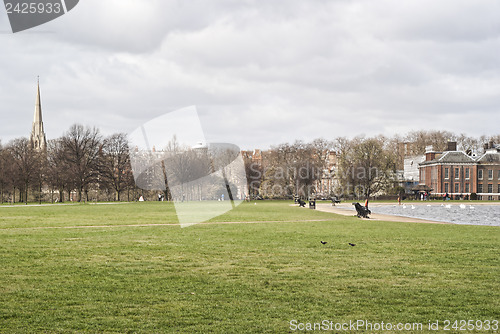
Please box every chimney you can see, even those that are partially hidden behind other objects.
[446,141,457,151]
[425,145,436,161]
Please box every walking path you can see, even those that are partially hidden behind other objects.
[315,203,450,224]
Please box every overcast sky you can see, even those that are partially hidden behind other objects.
[1,0,499,150]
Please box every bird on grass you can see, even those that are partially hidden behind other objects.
[348,243,356,247]
[320,241,327,245]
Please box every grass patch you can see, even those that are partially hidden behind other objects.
[0,201,498,333]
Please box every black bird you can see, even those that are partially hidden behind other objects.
[320,241,327,245]
[348,243,356,247]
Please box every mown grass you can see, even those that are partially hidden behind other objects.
[0,201,498,333]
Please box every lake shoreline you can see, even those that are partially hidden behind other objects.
[315,202,500,226]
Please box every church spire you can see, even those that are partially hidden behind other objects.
[30,76,47,151]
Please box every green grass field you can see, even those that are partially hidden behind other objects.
[0,201,498,333]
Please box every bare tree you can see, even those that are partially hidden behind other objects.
[163,138,215,201]
[260,139,329,199]
[46,138,74,202]
[456,133,481,154]
[99,133,132,201]
[403,130,457,155]
[7,138,41,203]
[336,136,396,199]
[0,141,10,203]
[244,157,263,199]
[208,143,245,203]
[60,124,102,202]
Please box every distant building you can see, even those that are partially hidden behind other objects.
[476,141,500,200]
[30,78,47,151]
[400,155,425,194]
[418,141,500,200]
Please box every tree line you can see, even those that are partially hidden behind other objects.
[0,125,498,203]
[245,131,500,200]
[0,124,134,203]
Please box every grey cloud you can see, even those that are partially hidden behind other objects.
[0,0,499,148]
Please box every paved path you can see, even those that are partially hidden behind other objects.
[315,203,450,224]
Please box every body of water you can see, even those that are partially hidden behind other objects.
[370,204,500,226]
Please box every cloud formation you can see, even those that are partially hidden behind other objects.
[1,0,499,148]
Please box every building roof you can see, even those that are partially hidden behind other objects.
[476,151,500,163]
[420,151,476,165]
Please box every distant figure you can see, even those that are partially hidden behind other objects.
[139,195,144,202]
[398,196,401,205]
[298,199,306,207]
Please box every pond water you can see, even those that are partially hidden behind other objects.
[369,204,500,227]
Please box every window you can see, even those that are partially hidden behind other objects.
[488,196,494,201]
[454,183,460,193]
[488,184,493,193]
[444,183,449,193]
[444,168,449,179]
[488,170,493,180]
[498,170,500,180]
[498,184,500,194]
[478,169,483,180]
[455,168,460,179]
[478,184,483,193]
[465,168,470,179]
[465,183,470,193]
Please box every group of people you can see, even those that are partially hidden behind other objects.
[419,192,430,201]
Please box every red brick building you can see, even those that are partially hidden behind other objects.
[419,141,500,200]
[476,142,500,200]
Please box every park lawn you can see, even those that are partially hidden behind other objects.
[0,201,498,333]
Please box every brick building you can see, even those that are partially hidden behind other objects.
[476,141,500,200]
[419,141,500,200]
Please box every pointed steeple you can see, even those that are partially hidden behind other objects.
[30,76,47,151]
